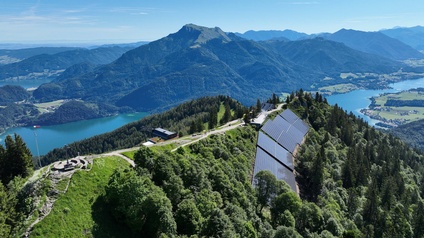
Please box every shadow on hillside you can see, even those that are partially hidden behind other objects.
[91,195,136,238]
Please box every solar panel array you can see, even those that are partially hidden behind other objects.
[279,109,309,136]
[253,147,297,191]
[257,131,294,170]
[252,109,310,193]
[261,115,304,153]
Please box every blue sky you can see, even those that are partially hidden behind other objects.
[1,0,423,43]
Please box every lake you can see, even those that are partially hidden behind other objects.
[0,112,148,156]
[1,77,422,156]
[0,79,52,89]
[326,77,424,126]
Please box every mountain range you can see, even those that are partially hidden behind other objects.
[235,29,308,41]
[320,29,424,60]
[236,27,424,60]
[31,24,407,112]
[381,26,424,51]
[0,46,136,81]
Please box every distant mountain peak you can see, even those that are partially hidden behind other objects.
[177,24,231,44]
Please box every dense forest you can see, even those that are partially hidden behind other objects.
[0,134,34,237]
[94,92,424,237]
[0,85,30,105]
[2,92,424,237]
[390,118,424,152]
[40,95,248,166]
[288,91,424,237]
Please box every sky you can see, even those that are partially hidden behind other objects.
[1,0,423,44]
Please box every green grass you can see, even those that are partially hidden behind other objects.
[318,83,358,95]
[217,102,225,122]
[121,150,136,160]
[151,143,177,152]
[30,156,133,238]
[366,90,424,124]
[34,99,66,112]
[55,177,70,193]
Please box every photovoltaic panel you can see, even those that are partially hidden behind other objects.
[253,147,297,192]
[271,116,303,152]
[257,131,294,170]
[261,117,287,142]
[279,109,299,124]
[292,119,309,135]
[279,109,309,136]
[262,117,297,153]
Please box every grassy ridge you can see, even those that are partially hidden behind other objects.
[30,156,132,238]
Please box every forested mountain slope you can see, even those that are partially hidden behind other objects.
[33,24,405,112]
[322,29,424,60]
[2,93,424,237]
[390,118,424,151]
[0,46,134,81]
[40,95,247,166]
[0,47,78,65]
[288,91,424,237]
[381,26,424,51]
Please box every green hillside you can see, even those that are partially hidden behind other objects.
[40,95,247,166]
[33,24,409,112]
[390,118,424,151]
[30,156,132,237]
[0,46,134,81]
[2,93,424,237]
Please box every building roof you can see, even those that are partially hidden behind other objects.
[261,102,275,112]
[153,128,176,136]
[251,112,267,125]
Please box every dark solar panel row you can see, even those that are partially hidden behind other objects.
[253,147,297,192]
[280,109,299,124]
[274,116,304,144]
[292,119,309,135]
[253,109,312,192]
[279,109,309,136]
[261,118,285,143]
[257,131,294,170]
[262,116,304,153]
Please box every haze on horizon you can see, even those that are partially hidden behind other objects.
[1,0,423,45]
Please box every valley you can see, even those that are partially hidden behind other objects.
[2,19,424,237]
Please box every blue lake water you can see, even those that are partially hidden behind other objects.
[0,112,148,156]
[0,77,423,156]
[326,77,424,126]
[0,79,52,89]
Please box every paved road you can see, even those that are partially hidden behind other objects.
[99,103,285,165]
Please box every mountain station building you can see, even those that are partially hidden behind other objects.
[152,128,178,140]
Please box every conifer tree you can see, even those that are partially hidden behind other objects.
[0,134,33,185]
[208,108,218,129]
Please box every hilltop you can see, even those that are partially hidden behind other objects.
[32,24,407,113]
[2,93,424,237]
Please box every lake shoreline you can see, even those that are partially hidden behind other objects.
[0,111,149,155]
[326,77,424,127]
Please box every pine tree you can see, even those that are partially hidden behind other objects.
[1,134,33,184]
[255,99,262,116]
[208,108,218,130]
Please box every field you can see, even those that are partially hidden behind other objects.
[34,99,66,113]
[318,83,359,95]
[30,156,134,238]
[363,89,424,126]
